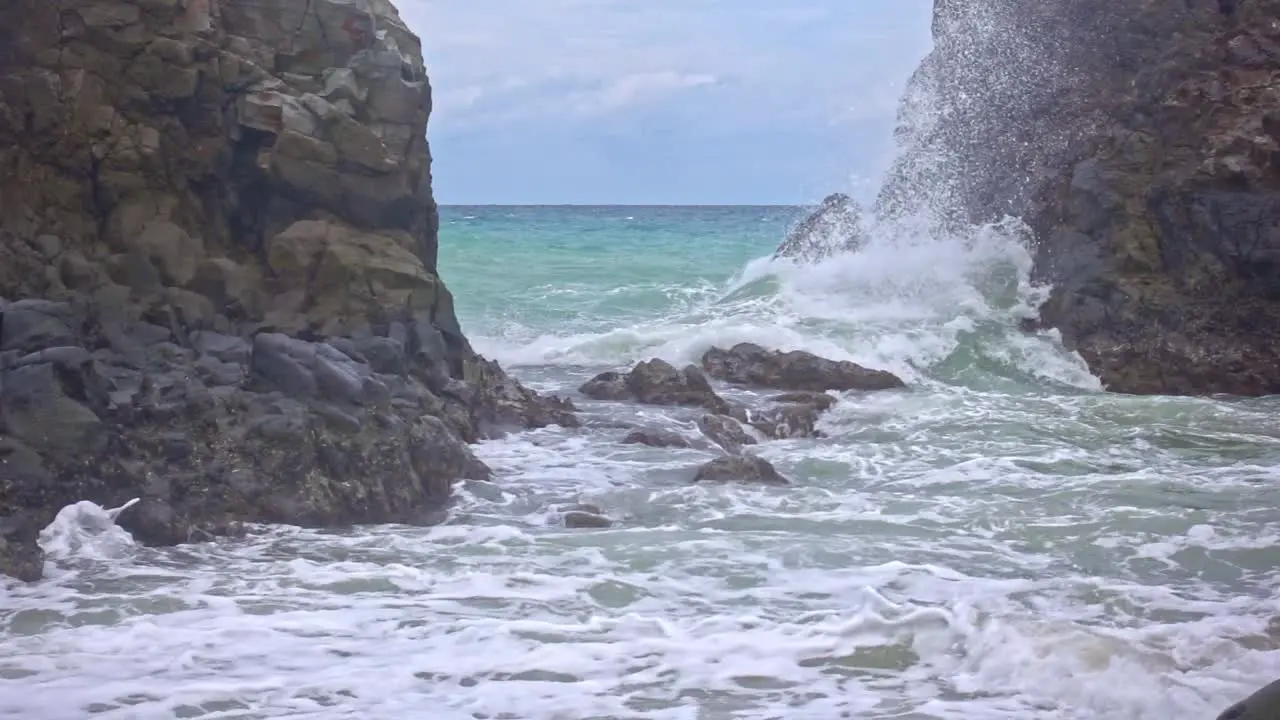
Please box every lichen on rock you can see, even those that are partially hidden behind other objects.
[0,0,577,580]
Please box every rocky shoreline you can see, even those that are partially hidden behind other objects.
[877,0,1280,396]
[0,0,583,580]
[0,0,910,584]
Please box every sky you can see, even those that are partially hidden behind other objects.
[397,1,935,205]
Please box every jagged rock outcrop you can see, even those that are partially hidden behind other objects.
[701,343,906,392]
[0,0,576,580]
[880,0,1280,395]
[579,358,734,415]
[774,192,867,262]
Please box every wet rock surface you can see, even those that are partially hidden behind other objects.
[748,403,826,440]
[701,343,906,393]
[697,413,758,454]
[580,358,732,414]
[582,353,858,486]
[881,0,1280,395]
[692,455,791,486]
[774,193,867,262]
[563,506,613,529]
[621,428,693,449]
[0,0,576,580]
[586,353,854,452]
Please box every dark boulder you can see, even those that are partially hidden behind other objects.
[564,506,613,529]
[580,358,732,414]
[697,413,757,454]
[749,403,825,439]
[693,455,791,486]
[701,343,906,392]
[622,428,694,449]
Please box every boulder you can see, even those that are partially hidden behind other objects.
[0,360,110,457]
[622,428,693,449]
[578,356,732,412]
[697,413,757,454]
[693,455,791,486]
[774,193,867,262]
[701,343,906,392]
[580,358,732,413]
[454,355,580,440]
[0,301,78,353]
[749,403,826,440]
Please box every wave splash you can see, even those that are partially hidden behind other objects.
[470,210,1100,393]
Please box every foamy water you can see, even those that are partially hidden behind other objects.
[3,208,1279,719]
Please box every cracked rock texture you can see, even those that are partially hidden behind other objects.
[880,0,1280,396]
[0,0,577,581]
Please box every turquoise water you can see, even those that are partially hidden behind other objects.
[3,205,1279,720]
[440,205,792,338]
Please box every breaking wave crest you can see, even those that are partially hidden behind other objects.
[468,211,1100,393]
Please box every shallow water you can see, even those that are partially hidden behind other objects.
[2,206,1278,720]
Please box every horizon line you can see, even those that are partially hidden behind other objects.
[438,202,815,207]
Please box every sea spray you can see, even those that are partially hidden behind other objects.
[454,205,1096,393]
[5,206,1276,719]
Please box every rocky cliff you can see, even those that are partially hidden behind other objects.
[879,0,1280,396]
[0,0,576,581]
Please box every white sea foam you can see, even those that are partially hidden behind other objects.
[5,214,1280,719]
[469,212,1099,394]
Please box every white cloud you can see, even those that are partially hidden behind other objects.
[403,0,932,134]
[569,72,719,116]
[399,0,935,202]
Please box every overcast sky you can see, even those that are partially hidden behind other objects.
[398,2,934,205]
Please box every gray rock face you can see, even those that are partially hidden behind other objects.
[701,343,906,393]
[774,193,867,262]
[0,0,578,581]
[879,0,1280,395]
[563,509,613,529]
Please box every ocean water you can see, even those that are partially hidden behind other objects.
[3,205,1280,720]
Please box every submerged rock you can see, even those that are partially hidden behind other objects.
[697,413,757,454]
[563,509,613,529]
[693,455,790,486]
[622,428,694,449]
[749,403,825,440]
[768,391,838,411]
[774,193,867,262]
[701,343,906,392]
[580,358,732,414]
[0,0,577,581]
[1217,679,1280,720]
